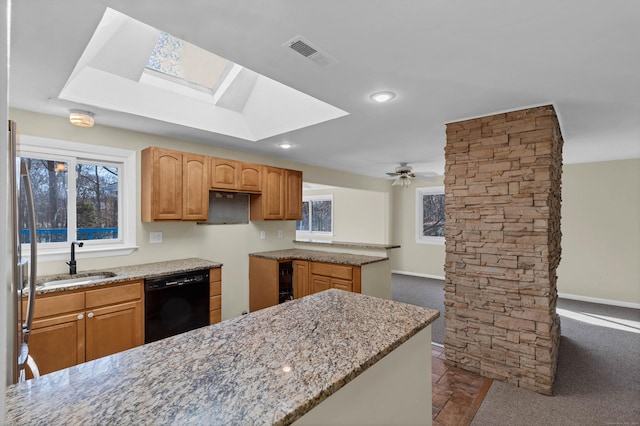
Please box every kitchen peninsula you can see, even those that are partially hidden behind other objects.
[6,290,439,425]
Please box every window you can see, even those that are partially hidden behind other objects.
[19,136,137,261]
[416,186,445,244]
[296,195,333,235]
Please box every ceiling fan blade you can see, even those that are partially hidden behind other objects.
[386,172,398,177]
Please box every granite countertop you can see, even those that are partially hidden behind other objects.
[32,258,222,295]
[250,249,388,266]
[294,239,401,250]
[6,289,439,425]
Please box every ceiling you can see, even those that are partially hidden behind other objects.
[9,0,640,180]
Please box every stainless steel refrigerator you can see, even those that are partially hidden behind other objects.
[9,120,39,382]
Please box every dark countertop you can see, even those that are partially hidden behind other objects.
[294,239,400,250]
[32,258,222,295]
[249,249,388,266]
[6,289,439,425]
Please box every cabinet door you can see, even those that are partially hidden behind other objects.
[183,153,209,221]
[85,300,143,362]
[249,257,279,311]
[262,167,285,219]
[153,148,183,220]
[284,169,303,220]
[238,162,262,192]
[27,311,85,377]
[310,275,332,294]
[210,158,238,190]
[293,260,310,299]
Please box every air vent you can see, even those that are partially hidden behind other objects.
[283,35,339,69]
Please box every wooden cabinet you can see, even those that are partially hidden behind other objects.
[249,256,280,311]
[84,282,143,362]
[250,257,361,311]
[25,281,144,377]
[284,169,303,220]
[293,260,310,299]
[26,292,85,378]
[309,262,361,295]
[142,147,208,222]
[250,166,303,220]
[209,267,222,324]
[210,158,262,193]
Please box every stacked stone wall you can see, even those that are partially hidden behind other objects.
[443,105,563,395]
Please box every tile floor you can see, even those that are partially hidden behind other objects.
[431,344,492,426]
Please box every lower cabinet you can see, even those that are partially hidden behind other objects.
[251,257,361,311]
[25,281,143,378]
[210,267,222,324]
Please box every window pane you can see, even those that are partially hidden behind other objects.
[296,201,310,231]
[311,200,332,232]
[422,194,445,237]
[76,163,119,241]
[21,158,68,243]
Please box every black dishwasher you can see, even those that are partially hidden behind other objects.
[144,269,210,344]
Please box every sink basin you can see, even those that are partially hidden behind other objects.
[37,272,117,289]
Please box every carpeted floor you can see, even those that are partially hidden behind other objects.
[391,273,445,344]
[471,299,640,426]
[391,273,640,425]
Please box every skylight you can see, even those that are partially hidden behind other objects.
[58,8,348,141]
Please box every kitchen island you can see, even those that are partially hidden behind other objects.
[6,289,438,425]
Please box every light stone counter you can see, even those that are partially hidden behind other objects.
[33,257,222,295]
[6,289,439,425]
[249,248,387,266]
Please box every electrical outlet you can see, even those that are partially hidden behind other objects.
[260,231,266,240]
[149,231,163,244]
[278,229,283,238]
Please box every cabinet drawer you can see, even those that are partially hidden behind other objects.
[210,309,221,324]
[210,281,221,296]
[332,278,353,292]
[210,295,221,311]
[210,268,221,282]
[85,282,142,309]
[27,292,85,319]
[310,262,353,280]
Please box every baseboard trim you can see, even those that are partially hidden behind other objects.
[391,270,445,281]
[558,293,640,310]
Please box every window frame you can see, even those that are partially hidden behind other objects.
[416,186,445,245]
[18,135,137,262]
[296,194,334,237]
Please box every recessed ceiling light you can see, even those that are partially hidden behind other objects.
[278,143,293,149]
[369,91,396,103]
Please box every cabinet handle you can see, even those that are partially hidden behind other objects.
[77,313,84,320]
[87,312,94,318]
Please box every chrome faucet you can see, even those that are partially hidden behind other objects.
[67,241,84,275]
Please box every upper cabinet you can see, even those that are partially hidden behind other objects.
[142,147,208,222]
[210,158,262,193]
[250,167,302,221]
[142,146,301,222]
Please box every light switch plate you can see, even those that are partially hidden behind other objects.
[150,231,163,244]
[260,231,266,240]
[277,229,283,238]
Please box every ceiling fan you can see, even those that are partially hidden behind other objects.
[386,163,437,187]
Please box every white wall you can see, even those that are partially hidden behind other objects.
[301,187,389,244]
[391,160,640,305]
[9,108,393,320]
[390,178,446,279]
[557,159,640,304]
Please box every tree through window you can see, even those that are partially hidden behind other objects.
[417,186,445,243]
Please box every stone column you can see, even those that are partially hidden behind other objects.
[444,105,562,395]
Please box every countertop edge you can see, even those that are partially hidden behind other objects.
[249,249,388,266]
[293,239,401,250]
[32,258,223,295]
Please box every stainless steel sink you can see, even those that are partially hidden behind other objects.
[37,272,117,289]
